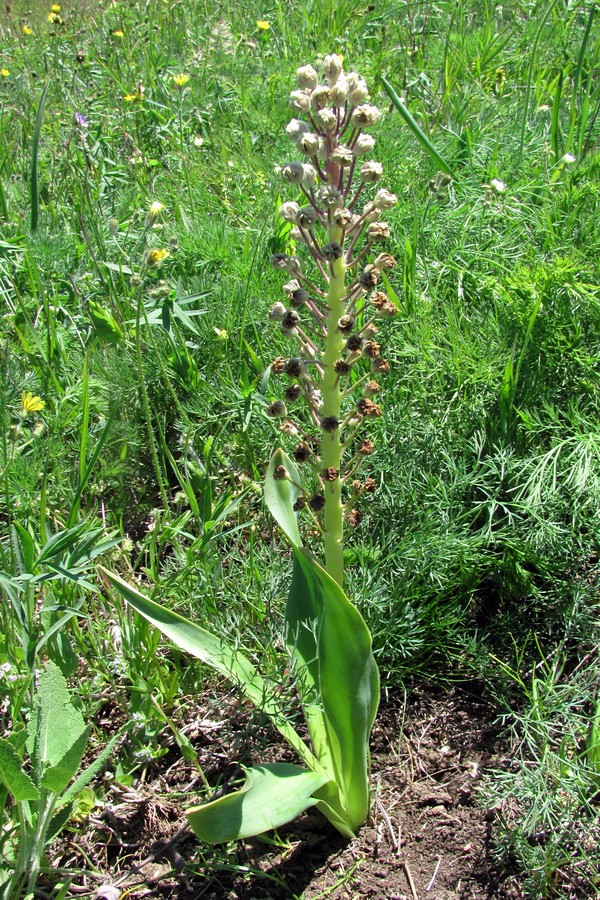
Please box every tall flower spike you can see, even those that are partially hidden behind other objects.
[268,57,396,588]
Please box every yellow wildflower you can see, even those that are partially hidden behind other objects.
[21,392,45,415]
[147,248,168,266]
[47,11,62,22]
[51,4,60,10]
[1,69,9,77]
[124,82,144,102]
[23,25,33,35]
[113,29,124,37]
[256,20,270,30]
[146,201,164,224]
[172,73,190,87]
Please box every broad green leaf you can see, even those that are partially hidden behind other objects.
[100,568,320,771]
[29,661,87,774]
[264,449,303,547]
[290,549,379,833]
[0,739,40,802]
[187,763,328,843]
[41,726,90,794]
[88,301,124,344]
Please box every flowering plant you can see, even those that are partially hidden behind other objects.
[101,54,397,842]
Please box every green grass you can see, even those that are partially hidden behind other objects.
[0,0,599,895]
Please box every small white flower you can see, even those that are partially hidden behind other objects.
[281,161,305,183]
[351,104,381,129]
[316,108,337,132]
[290,90,313,113]
[311,85,330,109]
[296,64,318,90]
[353,134,375,156]
[279,201,301,222]
[323,54,344,85]
[360,161,383,183]
[286,118,310,140]
[330,77,348,107]
[349,78,369,106]
[301,163,317,188]
[561,153,575,164]
[373,189,398,209]
[269,302,287,322]
[490,178,506,193]
[297,132,320,156]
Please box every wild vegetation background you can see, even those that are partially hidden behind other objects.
[0,0,599,896]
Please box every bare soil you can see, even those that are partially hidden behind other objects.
[46,683,536,899]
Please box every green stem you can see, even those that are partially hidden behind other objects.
[321,229,346,588]
[135,291,170,511]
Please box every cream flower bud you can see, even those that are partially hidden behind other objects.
[279,201,301,222]
[330,77,348,106]
[301,163,317,187]
[297,206,319,228]
[373,253,397,269]
[296,64,318,90]
[353,134,376,156]
[317,138,328,161]
[290,226,304,243]
[351,104,381,129]
[311,85,330,109]
[361,161,383,183]
[269,302,287,321]
[315,108,337,131]
[286,118,310,140]
[332,207,352,228]
[316,185,341,208]
[281,161,305,183]
[346,71,360,91]
[349,79,369,106]
[367,222,390,242]
[290,90,313,113]
[282,279,301,297]
[332,145,354,167]
[323,54,344,85]
[373,189,398,209]
[297,132,320,156]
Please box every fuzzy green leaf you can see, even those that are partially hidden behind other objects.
[31,661,88,777]
[41,726,90,794]
[264,449,303,547]
[0,738,40,802]
[187,763,328,843]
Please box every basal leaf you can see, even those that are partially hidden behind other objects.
[100,568,320,771]
[264,449,303,547]
[41,726,90,794]
[291,549,379,833]
[35,661,87,772]
[0,738,40,802]
[187,763,328,843]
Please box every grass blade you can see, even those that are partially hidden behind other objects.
[30,82,49,233]
[381,76,453,176]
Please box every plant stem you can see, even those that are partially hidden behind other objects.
[321,226,346,588]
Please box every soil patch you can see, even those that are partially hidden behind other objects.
[50,684,526,899]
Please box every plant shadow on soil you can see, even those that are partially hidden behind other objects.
[53,683,540,899]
